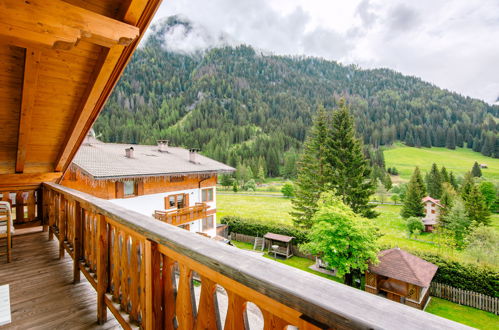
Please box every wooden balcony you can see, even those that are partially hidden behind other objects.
[0,182,468,329]
[153,203,208,226]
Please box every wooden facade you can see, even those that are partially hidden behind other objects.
[60,167,218,200]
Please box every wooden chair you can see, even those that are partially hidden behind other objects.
[0,201,14,262]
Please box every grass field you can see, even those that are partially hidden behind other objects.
[384,144,499,181]
[217,195,293,223]
[426,297,499,329]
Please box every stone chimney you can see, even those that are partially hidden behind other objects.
[125,147,134,158]
[189,148,199,163]
[157,140,169,152]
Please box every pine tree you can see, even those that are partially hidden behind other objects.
[440,166,450,183]
[464,185,491,226]
[291,105,331,227]
[326,100,377,218]
[426,163,442,198]
[401,167,426,218]
[471,161,482,177]
[449,171,458,190]
[445,128,456,149]
[461,172,474,201]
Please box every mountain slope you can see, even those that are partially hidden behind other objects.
[94,17,499,176]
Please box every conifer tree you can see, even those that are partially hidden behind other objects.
[401,167,426,218]
[291,105,331,227]
[426,163,442,198]
[440,166,450,183]
[326,100,377,218]
[464,185,491,226]
[471,161,482,177]
[449,172,458,190]
[461,172,474,201]
[445,128,456,149]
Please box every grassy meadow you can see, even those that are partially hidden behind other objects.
[384,144,499,181]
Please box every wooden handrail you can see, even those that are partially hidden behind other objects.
[42,182,468,329]
[153,203,208,226]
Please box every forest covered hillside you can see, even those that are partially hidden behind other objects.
[95,16,499,177]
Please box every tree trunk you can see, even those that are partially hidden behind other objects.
[344,272,354,287]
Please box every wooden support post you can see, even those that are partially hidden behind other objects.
[96,214,108,324]
[73,201,82,283]
[41,188,48,232]
[48,190,54,241]
[58,197,66,259]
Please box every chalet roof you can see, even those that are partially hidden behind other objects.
[422,196,443,207]
[72,140,235,179]
[264,233,294,243]
[368,248,438,288]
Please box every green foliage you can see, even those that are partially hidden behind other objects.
[426,163,443,198]
[221,216,309,244]
[465,224,499,266]
[479,181,497,212]
[394,248,499,297]
[232,180,239,192]
[471,161,483,177]
[401,167,426,218]
[406,217,424,237]
[439,199,471,248]
[243,179,256,191]
[219,174,234,189]
[301,192,380,280]
[281,182,294,198]
[465,185,491,226]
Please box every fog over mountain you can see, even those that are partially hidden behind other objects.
[150,0,499,104]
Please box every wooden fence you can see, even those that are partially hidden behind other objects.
[430,282,499,315]
[229,232,315,260]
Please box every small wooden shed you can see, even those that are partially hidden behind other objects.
[264,233,294,259]
[365,248,438,309]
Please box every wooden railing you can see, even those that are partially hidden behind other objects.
[0,188,42,228]
[43,182,467,330]
[153,203,208,226]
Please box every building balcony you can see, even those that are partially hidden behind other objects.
[0,183,468,329]
[153,203,209,226]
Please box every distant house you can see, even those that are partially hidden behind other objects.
[365,248,438,309]
[61,136,234,237]
[480,164,488,169]
[421,196,443,232]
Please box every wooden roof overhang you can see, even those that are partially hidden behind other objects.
[0,0,162,190]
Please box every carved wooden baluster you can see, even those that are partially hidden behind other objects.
[261,310,289,330]
[176,263,196,329]
[195,276,220,330]
[48,190,54,240]
[15,191,24,224]
[120,232,130,312]
[82,210,89,267]
[224,290,248,330]
[92,213,98,273]
[149,243,165,329]
[97,215,109,324]
[73,201,82,283]
[129,237,140,323]
[163,255,177,329]
[59,196,66,259]
[112,228,122,303]
[27,190,36,221]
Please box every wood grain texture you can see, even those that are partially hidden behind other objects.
[0,230,120,329]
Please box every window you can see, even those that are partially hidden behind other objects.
[124,181,136,196]
[431,210,435,214]
[202,215,214,232]
[201,188,214,202]
[165,194,188,209]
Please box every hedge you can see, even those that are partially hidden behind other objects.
[380,244,499,297]
[220,215,310,245]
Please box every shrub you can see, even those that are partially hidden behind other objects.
[379,244,499,297]
[406,217,424,237]
[221,215,309,244]
[281,182,294,197]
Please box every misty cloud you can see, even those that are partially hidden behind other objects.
[151,0,499,103]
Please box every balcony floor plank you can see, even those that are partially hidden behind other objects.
[0,230,121,329]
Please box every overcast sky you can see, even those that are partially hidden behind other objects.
[151,0,499,104]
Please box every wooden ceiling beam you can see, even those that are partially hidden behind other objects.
[54,0,162,173]
[0,172,61,190]
[16,48,41,173]
[0,0,139,50]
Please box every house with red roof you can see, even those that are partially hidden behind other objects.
[422,196,444,232]
[365,248,438,309]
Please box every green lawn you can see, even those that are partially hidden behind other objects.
[217,194,293,223]
[384,144,499,181]
[426,297,499,329]
[231,240,342,283]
